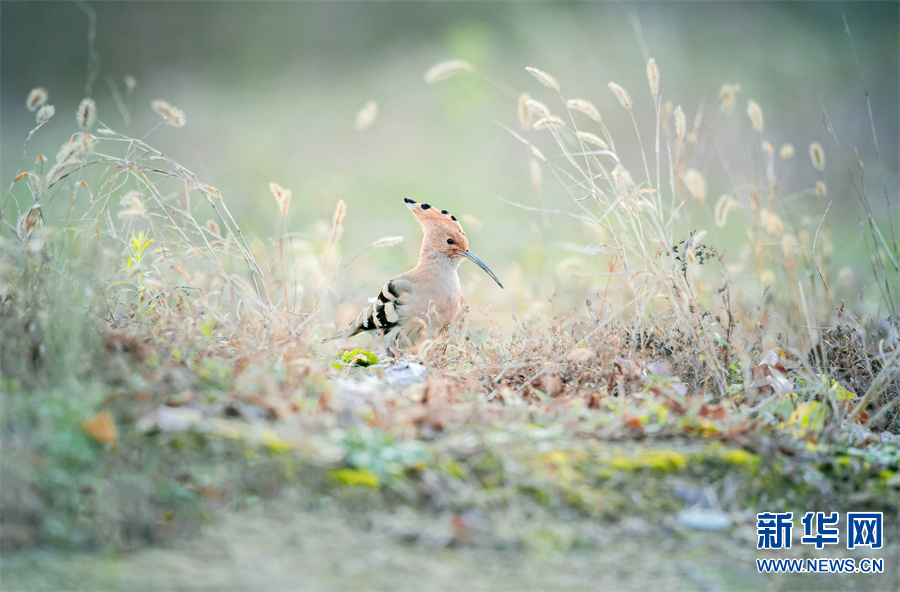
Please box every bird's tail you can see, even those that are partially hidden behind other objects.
[324,326,361,342]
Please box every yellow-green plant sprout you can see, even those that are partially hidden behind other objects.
[332,349,379,370]
[109,230,158,320]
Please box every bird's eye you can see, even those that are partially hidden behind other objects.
[446,238,454,245]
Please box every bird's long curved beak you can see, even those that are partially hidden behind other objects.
[460,250,503,288]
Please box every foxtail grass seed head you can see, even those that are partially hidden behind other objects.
[16,204,43,241]
[77,98,97,130]
[749,188,760,212]
[533,116,564,130]
[424,59,474,84]
[611,164,634,196]
[523,98,551,119]
[206,220,222,239]
[371,235,404,248]
[683,169,706,202]
[24,172,44,200]
[809,142,825,171]
[117,191,146,220]
[781,234,796,261]
[714,194,739,227]
[27,88,49,112]
[661,101,673,124]
[329,199,346,246]
[816,180,827,198]
[269,182,292,216]
[746,100,763,132]
[838,266,853,288]
[646,58,660,96]
[744,100,765,133]
[529,157,542,193]
[608,82,632,110]
[151,99,186,128]
[517,93,532,130]
[77,133,96,156]
[760,209,784,236]
[36,105,55,125]
[576,131,608,149]
[780,143,795,160]
[47,159,79,187]
[56,140,81,164]
[674,105,686,140]
[355,100,378,131]
[718,83,740,114]
[566,98,602,123]
[525,66,560,90]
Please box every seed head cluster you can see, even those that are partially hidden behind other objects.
[151,99,186,128]
[77,98,97,130]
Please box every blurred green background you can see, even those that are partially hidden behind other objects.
[2,1,897,315]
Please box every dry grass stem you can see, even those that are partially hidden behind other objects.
[424,59,474,84]
[530,145,548,163]
[371,235,404,248]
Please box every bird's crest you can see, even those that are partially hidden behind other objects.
[403,197,465,235]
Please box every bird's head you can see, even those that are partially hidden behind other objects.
[404,197,503,288]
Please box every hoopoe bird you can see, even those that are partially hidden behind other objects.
[333,198,503,348]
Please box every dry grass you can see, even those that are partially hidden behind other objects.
[1,22,898,555]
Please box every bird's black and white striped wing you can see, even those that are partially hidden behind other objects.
[351,276,413,336]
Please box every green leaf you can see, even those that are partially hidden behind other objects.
[332,349,379,369]
[329,467,380,488]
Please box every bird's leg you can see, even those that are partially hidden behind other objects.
[374,331,402,363]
